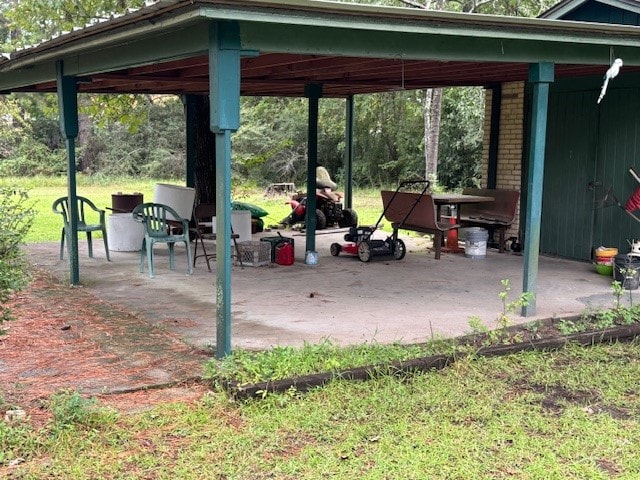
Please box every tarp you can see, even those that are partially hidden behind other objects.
[232,201,268,218]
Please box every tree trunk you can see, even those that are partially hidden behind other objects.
[424,87,443,179]
[77,113,92,173]
[419,0,445,182]
[191,95,217,205]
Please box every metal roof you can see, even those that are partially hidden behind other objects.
[2,0,640,97]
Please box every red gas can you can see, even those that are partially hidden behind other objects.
[275,241,294,265]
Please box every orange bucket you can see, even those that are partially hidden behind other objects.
[595,247,618,259]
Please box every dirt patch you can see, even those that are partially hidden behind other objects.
[0,268,211,424]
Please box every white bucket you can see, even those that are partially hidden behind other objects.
[153,183,195,221]
[464,227,488,259]
[107,213,145,251]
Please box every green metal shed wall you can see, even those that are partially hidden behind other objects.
[540,73,640,260]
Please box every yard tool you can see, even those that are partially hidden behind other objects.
[621,166,640,220]
[625,166,640,216]
[595,173,640,284]
[598,174,640,228]
[330,180,430,262]
[600,186,640,224]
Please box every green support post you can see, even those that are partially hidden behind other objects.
[344,95,355,209]
[215,131,233,357]
[56,61,80,285]
[304,83,323,265]
[209,21,241,358]
[522,62,554,316]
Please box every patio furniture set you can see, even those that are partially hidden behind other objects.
[380,187,520,259]
[52,186,520,276]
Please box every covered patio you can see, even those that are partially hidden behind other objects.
[4,0,640,355]
[25,233,623,351]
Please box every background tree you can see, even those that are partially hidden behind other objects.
[1,0,145,50]
[352,91,425,186]
[437,87,485,188]
[0,0,556,192]
[0,0,166,173]
[0,93,67,177]
[90,96,185,178]
[234,97,309,187]
[398,0,555,184]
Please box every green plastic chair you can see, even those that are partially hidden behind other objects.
[52,196,110,261]
[132,202,193,278]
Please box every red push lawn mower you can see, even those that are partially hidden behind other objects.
[330,180,431,262]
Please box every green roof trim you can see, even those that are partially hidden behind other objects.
[3,0,640,94]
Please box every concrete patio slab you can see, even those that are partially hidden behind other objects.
[25,230,629,352]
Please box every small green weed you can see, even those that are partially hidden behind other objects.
[608,280,640,325]
[611,279,625,310]
[0,418,40,467]
[497,278,533,327]
[48,390,118,432]
[522,319,544,339]
[573,280,640,332]
[468,279,533,345]
[557,317,587,335]
[467,316,488,335]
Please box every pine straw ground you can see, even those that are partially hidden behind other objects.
[0,268,211,427]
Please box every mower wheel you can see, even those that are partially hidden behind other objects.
[358,240,372,262]
[330,243,342,256]
[339,208,358,228]
[393,238,406,260]
[316,209,327,230]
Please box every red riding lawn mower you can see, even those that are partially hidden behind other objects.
[281,167,358,230]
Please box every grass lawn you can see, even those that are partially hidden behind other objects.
[3,341,640,478]
[3,176,640,478]
[2,176,386,243]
